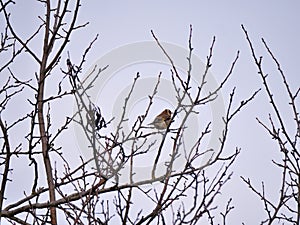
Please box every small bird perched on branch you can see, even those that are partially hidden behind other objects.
[148,109,172,130]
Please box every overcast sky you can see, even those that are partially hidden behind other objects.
[1,1,300,224]
[72,2,300,224]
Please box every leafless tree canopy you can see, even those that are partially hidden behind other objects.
[0,1,298,225]
[241,25,300,225]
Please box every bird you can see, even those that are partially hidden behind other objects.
[148,109,172,130]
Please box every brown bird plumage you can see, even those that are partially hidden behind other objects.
[148,109,172,130]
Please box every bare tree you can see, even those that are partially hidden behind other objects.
[241,25,300,225]
[0,1,259,224]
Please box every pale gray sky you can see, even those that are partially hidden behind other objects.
[76,2,300,224]
[1,1,300,224]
